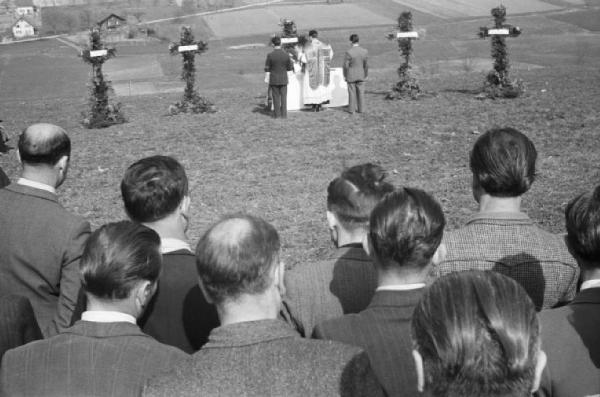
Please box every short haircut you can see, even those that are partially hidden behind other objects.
[412,271,540,397]
[18,125,71,166]
[271,36,281,46]
[327,163,394,228]
[369,187,445,269]
[121,155,188,223]
[565,185,600,267]
[80,221,162,300]
[309,29,318,38]
[196,214,280,304]
[349,33,359,43]
[470,127,537,197]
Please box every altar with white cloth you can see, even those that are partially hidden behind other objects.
[284,68,349,111]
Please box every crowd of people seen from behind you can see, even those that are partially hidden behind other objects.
[0,123,598,396]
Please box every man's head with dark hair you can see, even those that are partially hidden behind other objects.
[565,185,600,269]
[326,163,394,246]
[18,123,71,188]
[195,214,282,306]
[411,271,546,397]
[368,187,445,271]
[349,33,359,44]
[271,36,281,46]
[309,29,318,38]
[121,156,189,224]
[470,127,537,199]
[80,221,162,317]
[18,123,71,166]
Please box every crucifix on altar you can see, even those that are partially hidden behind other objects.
[169,26,215,114]
[478,5,522,97]
[386,11,420,99]
[80,28,126,128]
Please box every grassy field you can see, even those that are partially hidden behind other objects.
[1,1,599,267]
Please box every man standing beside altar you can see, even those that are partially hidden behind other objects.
[265,36,294,119]
[301,30,333,112]
[343,34,368,114]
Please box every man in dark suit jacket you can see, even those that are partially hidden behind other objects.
[282,163,393,337]
[537,186,600,397]
[343,34,368,114]
[145,214,384,396]
[1,222,188,397]
[121,155,218,353]
[0,295,42,362]
[314,188,447,397]
[0,123,90,337]
[264,36,293,119]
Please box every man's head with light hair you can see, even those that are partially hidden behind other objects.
[195,214,284,322]
[18,123,71,188]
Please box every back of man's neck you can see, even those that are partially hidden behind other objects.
[143,217,187,242]
[478,194,522,213]
[218,294,279,326]
[377,267,429,288]
[20,170,57,188]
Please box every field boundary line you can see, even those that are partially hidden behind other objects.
[141,0,285,25]
[56,37,83,53]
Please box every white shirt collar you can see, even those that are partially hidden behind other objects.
[17,177,56,194]
[81,311,136,324]
[376,283,426,292]
[161,237,192,254]
[580,279,600,291]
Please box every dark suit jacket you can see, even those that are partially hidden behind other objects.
[536,287,600,397]
[343,45,368,82]
[314,289,423,397]
[282,245,378,337]
[0,167,8,189]
[265,48,293,86]
[0,183,91,337]
[0,320,188,397]
[0,295,42,363]
[139,249,219,353]
[144,319,384,397]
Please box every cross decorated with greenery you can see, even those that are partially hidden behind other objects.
[80,28,126,128]
[169,26,215,114]
[478,5,523,98]
[386,11,420,99]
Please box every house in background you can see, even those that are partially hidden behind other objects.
[12,15,38,38]
[14,0,36,16]
[97,13,125,30]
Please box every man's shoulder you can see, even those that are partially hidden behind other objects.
[314,312,364,338]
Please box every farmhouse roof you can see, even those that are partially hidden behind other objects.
[13,15,40,28]
[15,0,35,7]
[97,13,126,25]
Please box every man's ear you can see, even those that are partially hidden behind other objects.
[274,260,286,297]
[412,349,425,393]
[362,232,372,256]
[326,210,338,229]
[134,280,156,314]
[531,350,547,393]
[180,195,191,215]
[198,277,213,304]
[432,243,447,266]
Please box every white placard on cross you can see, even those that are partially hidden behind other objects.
[89,49,108,57]
[396,31,419,39]
[281,37,298,44]
[178,44,199,52]
[488,28,510,35]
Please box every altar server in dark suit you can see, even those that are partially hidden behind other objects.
[537,186,600,397]
[265,36,293,119]
[314,188,446,397]
[145,214,384,397]
[343,34,368,114]
[121,155,218,353]
[282,163,394,337]
[0,123,90,337]
[0,221,188,397]
[0,295,42,362]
